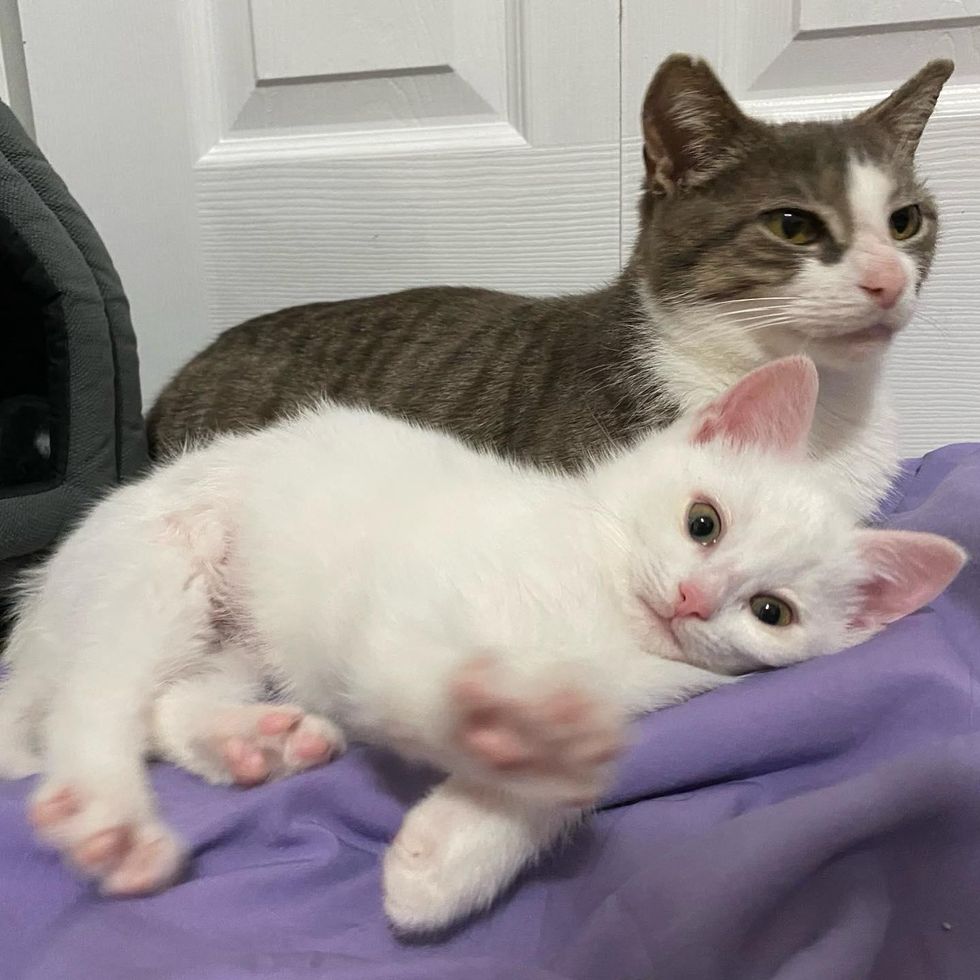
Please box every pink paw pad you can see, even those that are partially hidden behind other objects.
[28,783,185,895]
[72,827,131,872]
[450,658,623,802]
[210,706,343,786]
[29,786,81,828]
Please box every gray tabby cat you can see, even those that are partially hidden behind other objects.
[148,55,952,517]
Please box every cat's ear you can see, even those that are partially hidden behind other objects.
[691,356,818,457]
[641,54,752,195]
[852,530,967,631]
[856,59,953,158]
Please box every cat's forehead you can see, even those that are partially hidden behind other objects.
[683,448,850,538]
[695,465,860,593]
[723,119,916,208]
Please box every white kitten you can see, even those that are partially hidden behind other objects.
[0,357,963,933]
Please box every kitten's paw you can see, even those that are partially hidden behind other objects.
[29,783,185,895]
[383,790,496,934]
[450,658,622,805]
[193,705,344,786]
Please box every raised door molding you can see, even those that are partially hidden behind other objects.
[250,0,455,79]
[184,0,528,163]
[798,0,980,34]
[184,0,620,164]
[716,0,980,99]
[189,0,623,346]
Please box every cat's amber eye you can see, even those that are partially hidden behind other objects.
[686,501,723,547]
[750,595,794,627]
[762,209,823,246]
[889,204,922,241]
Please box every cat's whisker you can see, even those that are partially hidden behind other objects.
[665,292,794,307]
[714,313,799,326]
[709,299,796,309]
[687,315,800,339]
[664,305,797,323]
[685,303,799,321]
[707,307,797,320]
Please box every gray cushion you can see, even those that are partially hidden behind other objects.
[0,99,146,592]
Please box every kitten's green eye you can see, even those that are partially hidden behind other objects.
[762,209,823,246]
[687,501,722,546]
[889,204,922,241]
[750,595,794,627]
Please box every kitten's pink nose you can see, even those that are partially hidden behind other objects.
[673,581,712,620]
[859,255,906,309]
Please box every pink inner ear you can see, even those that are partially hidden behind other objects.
[692,356,818,456]
[853,530,967,630]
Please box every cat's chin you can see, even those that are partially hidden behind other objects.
[838,323,895,345]
[803,323,897,367]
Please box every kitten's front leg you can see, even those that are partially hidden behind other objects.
[615,655,737,717]
[382,660,733,932]
[383,777,574,934]
[445,656,625,807]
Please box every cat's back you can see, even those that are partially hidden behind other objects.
[147,284,655,471]
[240,402,612,579]
[149,287,535,450]
[238,400,570,551]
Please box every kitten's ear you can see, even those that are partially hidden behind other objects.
[691,356,818,457]
[857,59,953,158]
[852,530,967,631]
[641,54,752,195]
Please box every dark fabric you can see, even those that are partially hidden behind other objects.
[0,99,146,592]
[0,444,977,980]
[0,210,67,495]
[0,103,145,482]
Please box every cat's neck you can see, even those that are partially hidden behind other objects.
[625,272,886,420]
[620,270,897,515]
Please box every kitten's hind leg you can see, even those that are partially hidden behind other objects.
[151,653,344,786]
[0,586,62,780]
[383,777,574,934]
[0,678,43,778]
[34,678,187,897]
[28,504,230,895]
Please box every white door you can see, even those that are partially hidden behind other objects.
[3,0,979,454]
[7,0,621,399]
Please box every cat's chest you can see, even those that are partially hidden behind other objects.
[638,334,898,515]
[635,286,901,515]
[809,394,899,517]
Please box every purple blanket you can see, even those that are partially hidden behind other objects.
[2,444,979,980]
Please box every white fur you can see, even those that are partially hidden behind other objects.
[0,394,926,931]
[637,157,925,518]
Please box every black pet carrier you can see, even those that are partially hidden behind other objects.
[0,99,146,606]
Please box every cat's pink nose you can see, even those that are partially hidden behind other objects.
[859,256,906,309]
[673,581,712,620]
